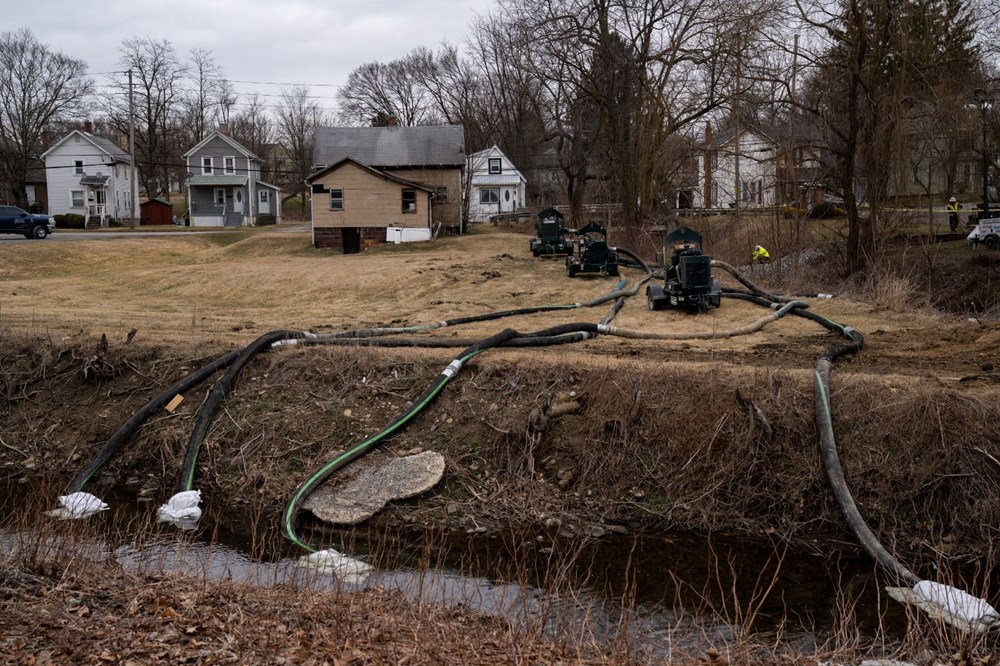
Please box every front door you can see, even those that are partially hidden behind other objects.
[259,190,271,215]
[234,188,244,215]
[502,188,513,213]
[95,189,107,217]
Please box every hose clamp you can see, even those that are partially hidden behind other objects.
[442,359,464,379]
[597,324,611,334]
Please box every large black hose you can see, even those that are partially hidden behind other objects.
[65,349,242,494]
[282,327,521,552]
[814,330,920,586]
[725,290,920,585]
[176,329,305,494]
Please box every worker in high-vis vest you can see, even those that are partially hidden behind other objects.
[948,197,962,232]
[752,245,770,264]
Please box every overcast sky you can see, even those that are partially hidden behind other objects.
[5,0,497,116]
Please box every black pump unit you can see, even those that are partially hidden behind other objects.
[565,222,619,277]
[530,208,572,256]
[647,226,721,312]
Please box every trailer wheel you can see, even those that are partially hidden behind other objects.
[984,235,999,250]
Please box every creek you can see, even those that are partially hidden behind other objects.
[1,479,908,658]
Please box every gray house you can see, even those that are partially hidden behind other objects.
[183,127,281,227]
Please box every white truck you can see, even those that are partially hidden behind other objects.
[967,215,1000,250]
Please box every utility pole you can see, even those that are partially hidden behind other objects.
[128,69,137,229]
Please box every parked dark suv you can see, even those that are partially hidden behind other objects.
[0,205,55,239]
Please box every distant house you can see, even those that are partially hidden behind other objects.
[309,120,465,251]
[467,145,526,223]
[42,124,138,227]
[694,121,831,211]
[183,126,282,227]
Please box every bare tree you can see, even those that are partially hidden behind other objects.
[230,93,279,184]
[497,0,774,233]
[0,28,91,209]
[183,48,230,143]
[105,38,187,199]
[792,0,982,275]
[275,85,327,212]
[338,52,439,126]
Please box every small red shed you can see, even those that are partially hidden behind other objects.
[140,198,174,225]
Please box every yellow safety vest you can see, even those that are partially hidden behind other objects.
[948,202,960,215]
[753,247,769,261]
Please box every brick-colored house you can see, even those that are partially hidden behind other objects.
[309,122,464,252]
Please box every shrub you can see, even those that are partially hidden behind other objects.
[782,206,808,219]
[60,214,85,229]
[806,202,847,219]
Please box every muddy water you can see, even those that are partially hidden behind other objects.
[1,480,908,656]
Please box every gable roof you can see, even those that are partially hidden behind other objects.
[41,130,130,162]
[183,130,259,160]
[468,144,526,184]
[313,125,465,169]
[307,157,434,192]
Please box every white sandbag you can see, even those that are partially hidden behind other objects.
[913,580,999,631]
[157,490,202,524]
[296,548,372,584]
[46,492,109,519]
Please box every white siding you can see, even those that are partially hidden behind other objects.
[467,146,527,222]
[44,133,138,219]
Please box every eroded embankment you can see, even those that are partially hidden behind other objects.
[2,332,999,566]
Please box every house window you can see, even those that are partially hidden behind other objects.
[224,157,235,174]
[260,191,269,204]
[214,188,225,205]
[74,160,84,175]
[70,190,84,207]
[433,186,448,203]
[402,189,417,213]
[113,165,118,178]
[480,188,499,204]
[330,189,343,210]
[202,157,213,175]
[488,158,502,174]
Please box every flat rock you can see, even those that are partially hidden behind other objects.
[303,450,445,525]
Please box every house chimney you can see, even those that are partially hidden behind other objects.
[705,120,713,147]
[218,122,229,135]
[42,130,51,150]
[386,116,398,127]
[84,120,93,134]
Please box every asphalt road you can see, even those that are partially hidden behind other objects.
[0,223,309,244]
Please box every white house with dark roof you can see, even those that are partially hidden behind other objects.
[467,145,526,223]
[694,121,832,211]
[309,121,465,251]
[42,127,138,227]
[183,127,282,227]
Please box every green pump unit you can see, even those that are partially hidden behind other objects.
[530,208,572,256]
[647,226,721,312]
[565,222,619,277]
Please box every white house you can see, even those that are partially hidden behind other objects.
[467,146,526,222]
[693,122,831,211]
[41,127,138,226]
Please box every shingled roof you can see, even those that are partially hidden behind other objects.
[313,125,465,169]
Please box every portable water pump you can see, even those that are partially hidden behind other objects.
[646,226,721,312]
